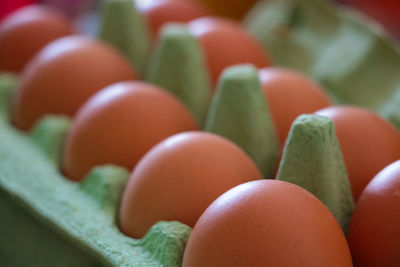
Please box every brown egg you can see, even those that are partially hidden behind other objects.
[258,67,332,147]
[182,180,353,267]
[194,0,258,20]
[62,81,198,182]
[12,35,138,131]
[135,0,209,40]
[316,106,400,201]
[119,131,262,238]
[0,5,74,72]
[188,17,270,87]
[347,160,400,266]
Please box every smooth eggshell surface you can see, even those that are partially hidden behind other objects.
[259,67,332,147]
[316,106,400,201]
[188,17,270,88]
[135,0,209,40]
[62,81,198,181]
[119,131,262,238]
[347,160,400,266]
[12,35,138,131]
[0,5,74,72]
[182,179,353,267]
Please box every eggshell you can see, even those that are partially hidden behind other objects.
[12,35,138,131]
[188,17,270,87]
[135,0,209,40]
[258,67,332,147]
[195,0,258,20]
[347,160,400,266]
[0,5,74,72]
[62,81,198,182]
[182,179,353,267]
[119,131,262,238]
[316,106,400,201]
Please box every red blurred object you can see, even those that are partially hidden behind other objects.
[0,0,35,22]
[338,0,400,39]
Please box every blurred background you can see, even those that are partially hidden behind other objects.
[1,0,399,41]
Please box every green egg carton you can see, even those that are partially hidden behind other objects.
[1,0,398,265]
[245,0,400,129]
[0,75,191,266]
[0,68,353,266]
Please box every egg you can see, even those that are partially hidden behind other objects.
[119,131,262,238]
[135,0,209,40]
[316,106,400,201]
[12,35,138,131]
[182,180,353,267]
[0,5,74,72]
[194,0,258,20]
[347,160,400,267]
[188,17,270,87]
[62,81,198,182]
[258,67,332,147]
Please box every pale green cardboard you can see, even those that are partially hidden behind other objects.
[98,0,151,76]
[276,115,354,232]
[205,65,279,178]
[245,0,400,129]
[0,76,191,266]
[146,24,212,127]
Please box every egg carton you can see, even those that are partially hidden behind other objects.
[1,0,399,266]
